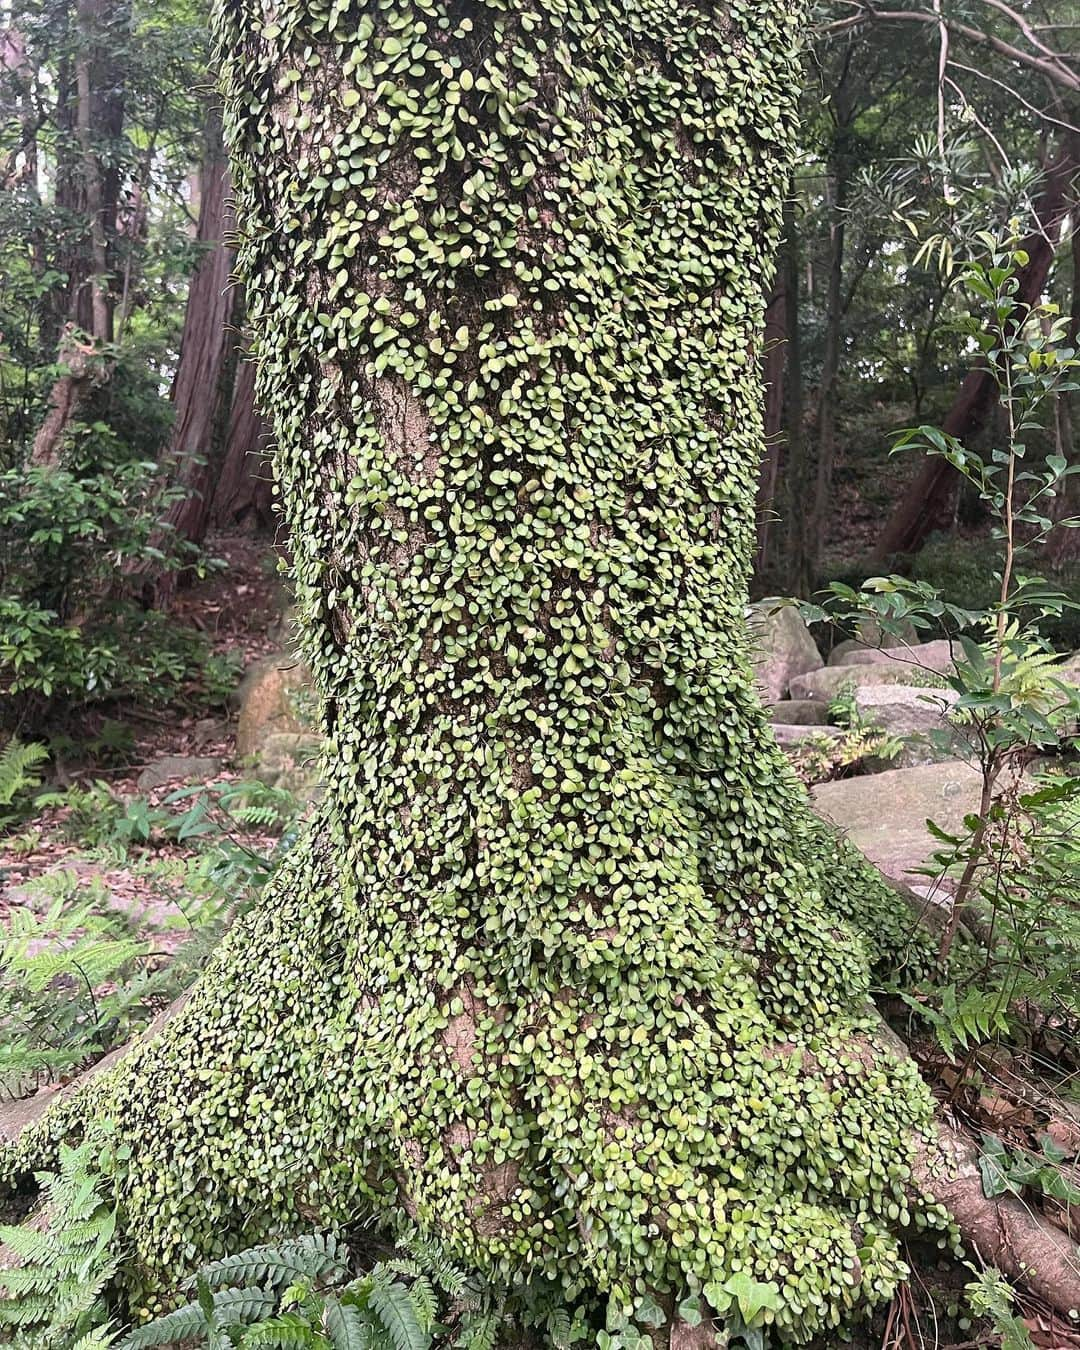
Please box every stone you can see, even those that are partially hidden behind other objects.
[252,732,323,800]
[767,699,831,726]
[235,654,317,758]
[855,615,919,649]
[790,663,947,702]
[854,684,962,768]
[829,638,957,675]
[747,598,823,703]
[136,755,222,792]
[772,723,844,747]
[812,760,984,884]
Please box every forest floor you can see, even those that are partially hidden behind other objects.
[3,534,287,877]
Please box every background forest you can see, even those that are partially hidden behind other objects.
[2,3,1080,1349]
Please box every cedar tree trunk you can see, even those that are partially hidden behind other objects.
[873,141,1078,561]
[210,345,277,532]
[4,3,943,1343]
[144,106,236,602]
[30,0,129,467]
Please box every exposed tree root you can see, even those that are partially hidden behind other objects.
[5,986,1078,1334]
[874,1022,1080,1322]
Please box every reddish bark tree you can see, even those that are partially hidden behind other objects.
[31,0,129,467]
[210,349,277,533]
[873,142,1079,561]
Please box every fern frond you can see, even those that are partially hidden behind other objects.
[206,1285,278,1329]
[240,1313,326,1350]
[71,1323,119,1350]
[367,1280,430,1350]
[396,1237,464,1298]
[199,1234,348,1292]
[457,1312,500,1350]
[322,1300,375,1350]
[0,737,49,808]
[547,1308,572,1350]
[404,1277,436,1334]
[122,1301,209,1349]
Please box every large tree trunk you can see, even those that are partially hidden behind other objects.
[873,141,1079,561]
[146,105,236,599]
[3,4,963,1342]
[30,0,129,468]
[209,348,277,532]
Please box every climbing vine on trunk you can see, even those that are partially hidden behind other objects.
[3,2,947,1344]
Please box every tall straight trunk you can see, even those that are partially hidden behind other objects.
[873,141,1078,560]
[808,53,852,580]
[782,199,814,597]
[210,348,276,531]
[5,5,939,1343]
[151,105,235,579]
[30,0,129,467]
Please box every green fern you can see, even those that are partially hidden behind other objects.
[239,1313,325,1350]
[118,1233,492,1350]
[199,1235,349,1293]
[364,1278,429,1350]
[0,737,49,826]
[0,1141,119,1349]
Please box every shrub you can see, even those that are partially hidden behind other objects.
[0,422,217,730]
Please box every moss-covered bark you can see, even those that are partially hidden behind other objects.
[5,0,944,1342]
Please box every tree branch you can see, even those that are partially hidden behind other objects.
[822,5,1080,95]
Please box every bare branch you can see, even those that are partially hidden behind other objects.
[822,5,1080,95]
[948,57,1080,136]
[976,0,1079,83]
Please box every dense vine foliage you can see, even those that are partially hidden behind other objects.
[3,0,946,1342]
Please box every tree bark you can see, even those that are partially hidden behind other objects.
[782,199,814,598]
[1,4,987,1343]
[29,0,129,468]
[808,51,853,581]
[209,348,277,532]
[154,108,235,553]
[755,242,787,574]
[873,141,1079,561]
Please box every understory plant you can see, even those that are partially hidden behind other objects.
[0,778,303,1103]
[0,423,218,733]
[806,233,1080,960]
[806,233,1080,1234]
[0,1141,120,1348]
[121,1234,499,1350]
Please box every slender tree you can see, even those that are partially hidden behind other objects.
[873,137,1079,560]
[5,3,947,1342]
[147,102,235,592]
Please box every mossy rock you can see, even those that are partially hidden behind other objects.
[235,654,317,758]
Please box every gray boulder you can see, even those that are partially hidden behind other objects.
[829,638,956,675]
[812,760,983,883]
[767,700,831,726]
[748,599,823,703]
[772,723,844,748]
[790,664,947,702]
[854,684,962,768]
[136,755,222,792]
[252,732,324,801]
